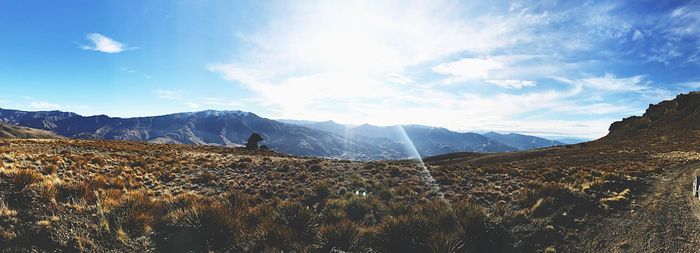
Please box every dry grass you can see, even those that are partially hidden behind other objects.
[3,168,44,190]
[0,135,691,252]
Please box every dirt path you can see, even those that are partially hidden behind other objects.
[576,163,700,252]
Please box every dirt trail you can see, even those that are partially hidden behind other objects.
[577,163,700,252]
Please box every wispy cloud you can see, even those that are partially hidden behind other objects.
[153,89,183,100]
[485,80,537,89]
[120,67,136,73]
[29,101,65,110]
[185,102,201,109]
[431,58,503,83]
[580,74,650,92]
[201,97,243,107]
[80,33,131,53]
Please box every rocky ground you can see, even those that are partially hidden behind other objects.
[573,162,700,252]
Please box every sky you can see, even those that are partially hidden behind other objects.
[1,0,700,139]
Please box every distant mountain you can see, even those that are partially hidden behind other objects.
[0,108,569,159]
[278,119,351,136]
[282,120,566,155]
[554,137,591,144]
[0,108,407,160]
[482,132,565,150]
[0,122,61,139]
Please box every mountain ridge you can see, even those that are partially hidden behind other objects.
[0,107,570,159]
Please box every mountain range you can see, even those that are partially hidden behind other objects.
[0,108,571,160]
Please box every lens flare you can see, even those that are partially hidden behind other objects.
[394,125,447,202]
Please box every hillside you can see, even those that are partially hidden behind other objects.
[282,120,566,154]
[0,109,405,160]
[607,92,700,139]
[482,132,565,150]
[0,122,61,139]
[1,92,700,252]
[0,108,540,160]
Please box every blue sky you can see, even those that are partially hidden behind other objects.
[1,0,700,138]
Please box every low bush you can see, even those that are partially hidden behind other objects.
[318,220,361,252]
[5,169,43,191]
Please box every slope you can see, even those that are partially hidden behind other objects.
[0,122,61,139]
[482,132,565,150]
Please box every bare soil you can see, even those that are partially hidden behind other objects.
[575,162,700,252]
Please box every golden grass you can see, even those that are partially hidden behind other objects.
[0,137,683,252]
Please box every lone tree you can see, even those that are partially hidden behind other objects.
[246,133,263,150]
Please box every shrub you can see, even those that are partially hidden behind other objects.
[418,200,459,232]
[156,200,240,252]
[129,160,146,168]
[385,201,412,217]
[317,220,360,252]
[251,222,294,251]
[309,163,322,172]
[57,180,96,203]
[599,188,631,209]
[158,171,175,182]
[425,232,464,253]
[312,183,331,203]
[26,180,58,204]
[453,202,512,253]
[106,190,165,236]
[273,202,318,246]
[372,215,429,252]
[518,182,596,217]
[191,172,217,185]
[5,169,43,191]
[378,188,394,202]
[221,190,248,211]
[389,167,402,177]
[345,196,377,223]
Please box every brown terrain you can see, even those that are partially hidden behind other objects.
[2,92,700,252]
[0,123,60,139]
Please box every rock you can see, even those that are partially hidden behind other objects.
[245,133,263,150]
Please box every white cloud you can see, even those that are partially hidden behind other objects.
[120,67,136,73]
[632,29,644,41]
[29,101,65,110]
[550,102,633,115]
[485,79,536,89]
[678,81,700,88]
[185,102,201,109]
[580,73,649,92]
[431,58,503,82]
[202,97,243,107]
[386,73,413,85]
[80,33,129,53]
[154,89,183,100]
[473,118,618,139]
[208,1,681,138]
[210,60,609,136]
